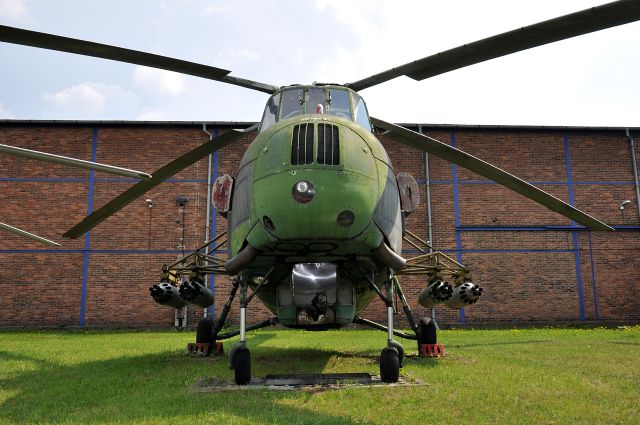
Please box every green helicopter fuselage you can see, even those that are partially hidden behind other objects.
[227,84,404,328]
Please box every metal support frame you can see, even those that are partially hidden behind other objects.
[398,230,470,279]
[168,234,279,344]
[216,317,279,340]
[353,274,420,340]
[356,265,387,302]
[239,282,247,343]
[392,276,418,332]
[353,317,417,340]
[245,265,275,305]
[208,275,278,341]
[212,278,239,337]
[164,232,230,285]
[386,279,394,343]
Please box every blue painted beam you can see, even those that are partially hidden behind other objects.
[79,128,98,327]
[413,178,636,186]
[450,130,465,323]
[587,231,599,320]
[564,132,585,321]
[208,127,220,318]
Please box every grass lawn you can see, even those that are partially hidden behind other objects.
[0,327,638,424]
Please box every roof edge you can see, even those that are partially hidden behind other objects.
[0,119,638,132]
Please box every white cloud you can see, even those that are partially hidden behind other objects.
[309,0,635,126]
[42,82,140,119]
[133,66,185,96]
[43,83,106,112]
[0,101,14,118]
[0,1,635,126]
[0,0,29,22]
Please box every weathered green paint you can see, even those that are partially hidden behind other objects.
[226,84,402,328]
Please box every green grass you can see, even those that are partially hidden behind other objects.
[0,327,638,424]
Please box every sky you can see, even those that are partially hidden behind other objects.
[0,0,639,127]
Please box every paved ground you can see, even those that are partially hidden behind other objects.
[194,374,426,392]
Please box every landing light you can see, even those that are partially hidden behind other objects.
[337,210,355,227]
[292,180,315,204]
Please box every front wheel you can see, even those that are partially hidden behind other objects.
[388,340,405,367]
[380,347,400,383]
[233,347,251,385]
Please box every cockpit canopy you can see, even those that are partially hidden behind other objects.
[260,85,372,133]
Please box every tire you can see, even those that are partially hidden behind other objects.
[388,340,405,368]
[228,342,242,369]
[234,347,251,385]
[195,317,215,344]
[417,317,437,345]
[380,347,400,383]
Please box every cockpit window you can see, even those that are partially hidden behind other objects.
[260,86,371,133]
[327,89,351,120]
[280,89,303,121]
[353,93,372,132]
[260,92,280,132]
[305,88,324,114]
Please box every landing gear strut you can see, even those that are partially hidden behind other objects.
[380,278,401,383]
[232,280,251,385]
[354,272,445,371]
[188,273,278,385]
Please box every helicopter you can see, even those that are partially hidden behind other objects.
[0,0,637,385]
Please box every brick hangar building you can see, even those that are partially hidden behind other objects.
[1,120,638,329]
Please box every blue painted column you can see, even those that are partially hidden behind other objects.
[208,128,220,318]
[587,231,599,320]
[451,130,465,323]
[563,132,585,321]
[79,128,98,327]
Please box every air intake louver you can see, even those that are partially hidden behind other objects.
[317,124,340,165]
[291,123,314,165]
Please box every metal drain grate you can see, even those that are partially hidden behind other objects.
[263,373,372,386]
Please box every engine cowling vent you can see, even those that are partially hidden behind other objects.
[291,123,314,165]
[317,123,340,165]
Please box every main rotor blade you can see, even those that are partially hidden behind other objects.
[0,222,60,246]
[348,0,640,91]
[0,143,151,179]
[0,25,278,94]
[371,117,613,231]
[63,129,244,239]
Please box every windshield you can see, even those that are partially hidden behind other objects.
[327,89,350,119]
[260,92,280,131]
[306,88,324,114]
[353,93,371,132]
[260,87,370,132]
[280,89,303,121]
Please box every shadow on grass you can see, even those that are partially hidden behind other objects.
[610,341,640,346]
[448,339,552,348]
[0,332,391,425]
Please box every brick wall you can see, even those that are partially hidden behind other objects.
[1,122,638,328]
